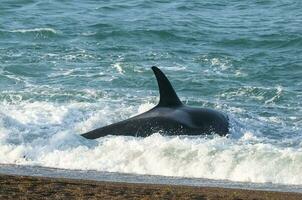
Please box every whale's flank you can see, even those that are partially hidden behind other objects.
[81,67,229,139]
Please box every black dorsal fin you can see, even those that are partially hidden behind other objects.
[151,66,182,107]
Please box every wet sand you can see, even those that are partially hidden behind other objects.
[0,174,301,200]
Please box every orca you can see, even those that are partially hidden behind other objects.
[81,66,229,139]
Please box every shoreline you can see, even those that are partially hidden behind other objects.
[1,174,302,200]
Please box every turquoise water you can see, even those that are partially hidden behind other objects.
[1,1,302,186]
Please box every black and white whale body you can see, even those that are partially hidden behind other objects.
[81,67,229,139]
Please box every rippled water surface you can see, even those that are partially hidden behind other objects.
[0,0,302,186]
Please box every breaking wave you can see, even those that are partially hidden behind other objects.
[0,100,302,185]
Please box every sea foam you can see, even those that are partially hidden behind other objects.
[0,100,302,185]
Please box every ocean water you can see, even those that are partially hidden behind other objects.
[0,0,302,188]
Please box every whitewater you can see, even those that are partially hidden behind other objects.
[1,98,302,186]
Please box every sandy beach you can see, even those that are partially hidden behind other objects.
[0,174,301,200]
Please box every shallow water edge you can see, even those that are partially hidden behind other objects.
[1,164,301,193]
